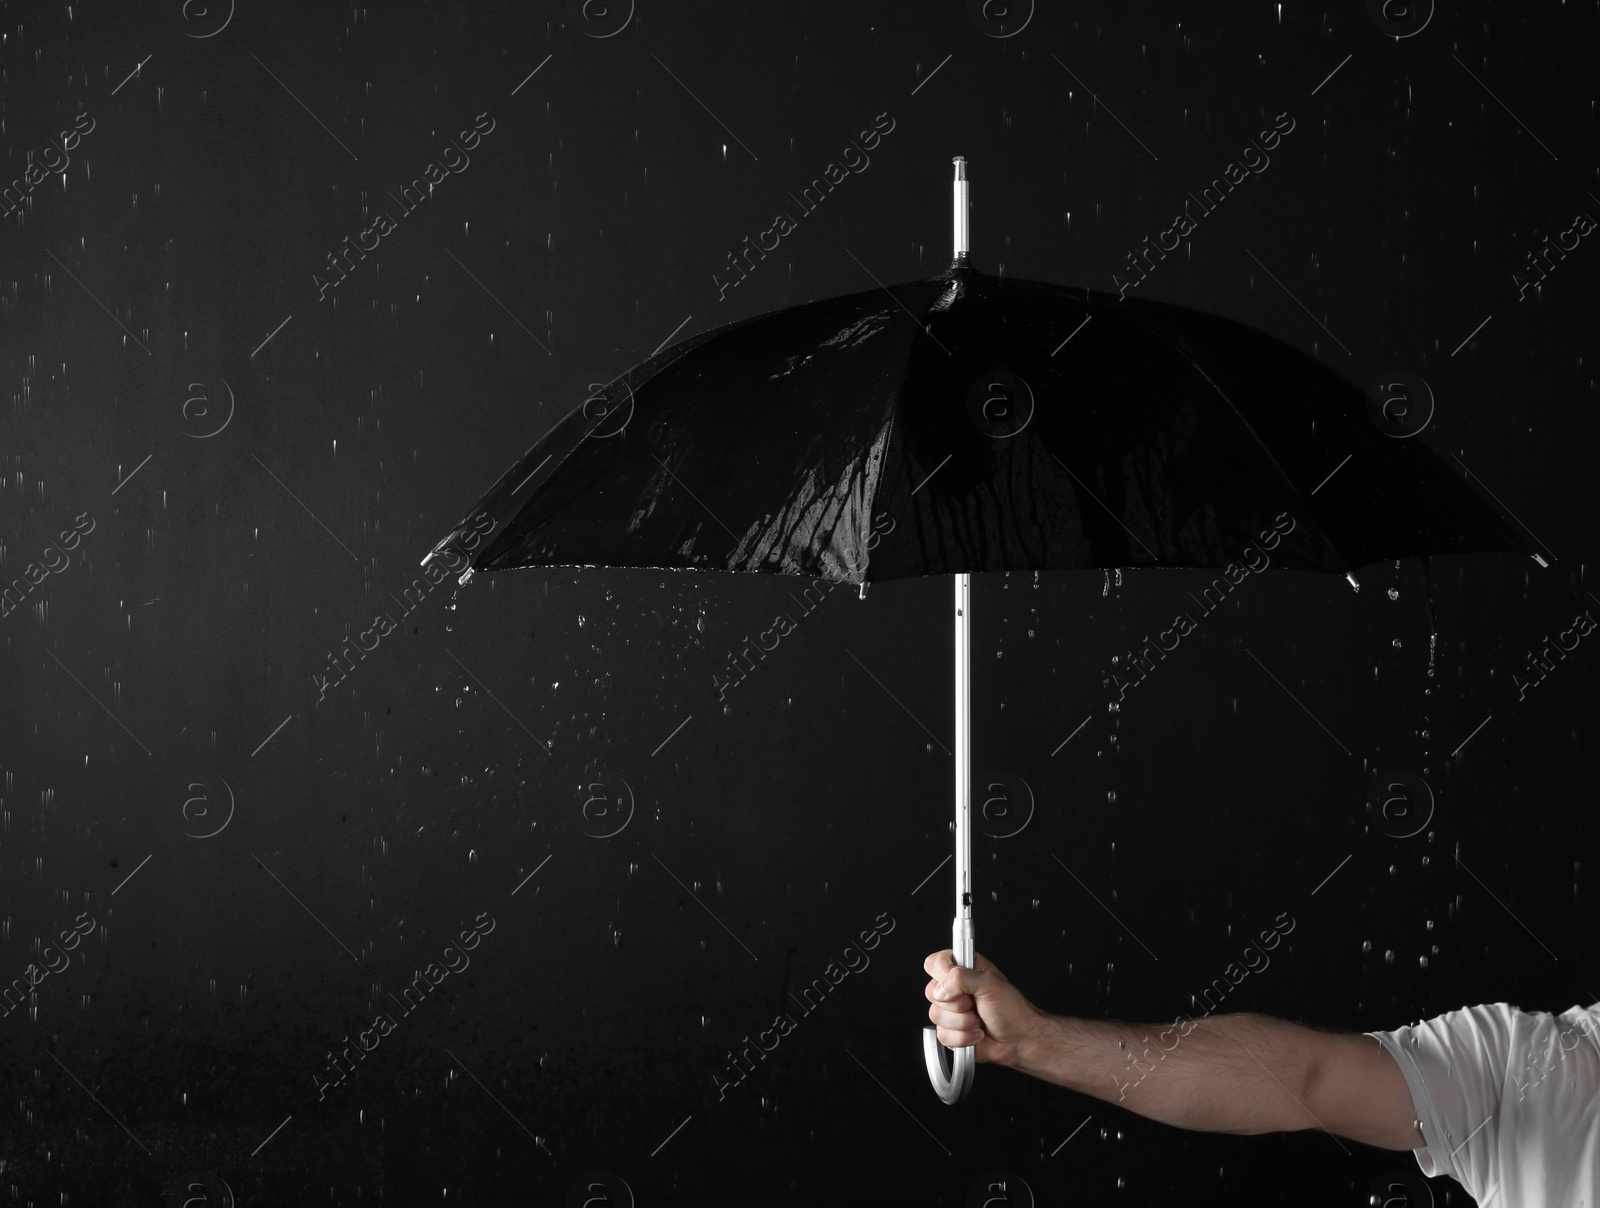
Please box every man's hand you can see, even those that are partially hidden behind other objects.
[924,949,1043,1068]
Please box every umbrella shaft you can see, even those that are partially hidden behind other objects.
[953,573,972,926]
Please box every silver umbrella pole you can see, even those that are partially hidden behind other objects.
[923,158,976,1104]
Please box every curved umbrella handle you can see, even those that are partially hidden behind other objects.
[924,916,975,1104]
[923,1024,975,1104]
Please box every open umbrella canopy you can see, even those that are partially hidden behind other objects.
[424,260,1540,586]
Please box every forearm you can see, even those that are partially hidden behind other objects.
[1008,1010,1316,1136]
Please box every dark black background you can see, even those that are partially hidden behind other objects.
[1,1,1594,1204]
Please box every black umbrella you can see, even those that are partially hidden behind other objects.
[424,158,1543,1104]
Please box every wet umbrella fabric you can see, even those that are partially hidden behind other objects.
[424,260,1539,1104]
[427,263,1535,586]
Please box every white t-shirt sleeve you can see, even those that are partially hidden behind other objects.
[1366,1001,1600,1208]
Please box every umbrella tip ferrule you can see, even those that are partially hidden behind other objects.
[951,156,970,264]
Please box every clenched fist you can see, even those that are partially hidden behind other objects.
[924,949,1045,1069]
